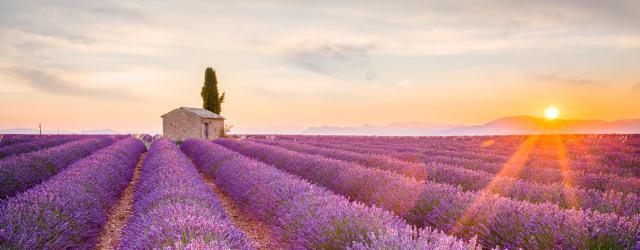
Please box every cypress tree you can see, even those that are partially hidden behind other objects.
[201,67,225,114]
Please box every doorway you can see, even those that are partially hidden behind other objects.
[203,122,210,139]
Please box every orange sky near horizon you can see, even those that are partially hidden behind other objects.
[2,68,639,134]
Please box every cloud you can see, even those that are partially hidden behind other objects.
[286,43,378,83]
[254,0,640,56]
[90,4,148,22]
[632,82,640,93]
[6,67,136,100]
[532,73,607,87]
[0,1,152,43]
[0,1,167,71]
[395,78,414,88]
[315,0,640,33]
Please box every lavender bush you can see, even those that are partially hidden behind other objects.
[272,135,636,172]
[0,138,145,249]
[0,134,41,147]
[0,137,117,199]
[281,136,640,195]
[181,139,481,249]
[256,139,640,216]
[217,138,640,249]
[118,139,254,249]
[0,136,81,159]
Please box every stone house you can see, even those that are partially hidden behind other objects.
[161,107,225,141]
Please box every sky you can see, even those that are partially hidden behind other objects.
[1,0,639,134]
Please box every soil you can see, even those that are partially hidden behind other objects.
[200,173,287,249]
[95,153,146,250]
[96,152,285,249]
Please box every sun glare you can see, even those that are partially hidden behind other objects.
[545,107,560,120]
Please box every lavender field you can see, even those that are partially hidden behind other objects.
[1,134,639,249]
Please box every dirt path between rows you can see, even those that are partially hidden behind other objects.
[95,153,146,250]
[200,173,287,249]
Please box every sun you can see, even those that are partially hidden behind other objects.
[544,107,560,120]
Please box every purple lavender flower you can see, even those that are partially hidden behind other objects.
[0,138,145,249]
[0,137,117,199]
[181,139,480,249]
[118,139,254,249]
[0,136,82,159]
[254,139,640,217]
[0,134,41,147]
[216,138,640,249]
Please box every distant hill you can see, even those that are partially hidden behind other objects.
[234,124,307,135]
[80,129,122,135]
[441,116,640,135]
[0,127,75,134]
[3,116,639,136]
[304,122,455,136]
[303,116,640,136]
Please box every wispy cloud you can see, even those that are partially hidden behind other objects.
[0,1,169,73]
[0,1,152,42]
[532,73,607,87]
[395,78,414,88]
[312,0,640,33]
[286,42,377,83]
[6,67,136,100]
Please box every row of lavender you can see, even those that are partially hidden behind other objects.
[0,135,82,159]
[218,138,640,249]
[273,135,640,195]
[272,134,640,178]
[309,138,640,194]
[0,138,145,248]
[321,137,640,194]
[254,139,640,216]
[271,134,640,163]
[0,136,120,199]
[0,134,72,147]
[119,139,253,248]
[0,134,140,160]
[350,135,637,176]
[115,138,482,249]
[372,136,640,178]
[286,134,640,189]
[0,135,251,249]
[182,139,480,249]
[2,134,636,248]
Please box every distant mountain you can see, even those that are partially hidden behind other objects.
[234,124,307,135]
[303,122,456,136]
[3,116,639,136]
[441,116,640,135]
[0,127,75,134]
[80,129,122,134]
[301,116,640,136]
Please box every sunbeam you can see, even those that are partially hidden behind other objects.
[553,135,580,209]
[451,134,540,235]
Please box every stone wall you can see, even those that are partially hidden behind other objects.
[162,110,202,142]
[202,118,224,140]
[162,109,225,141]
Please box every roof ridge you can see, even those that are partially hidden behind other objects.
[162,107,225,119]
[181,107,225,119]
